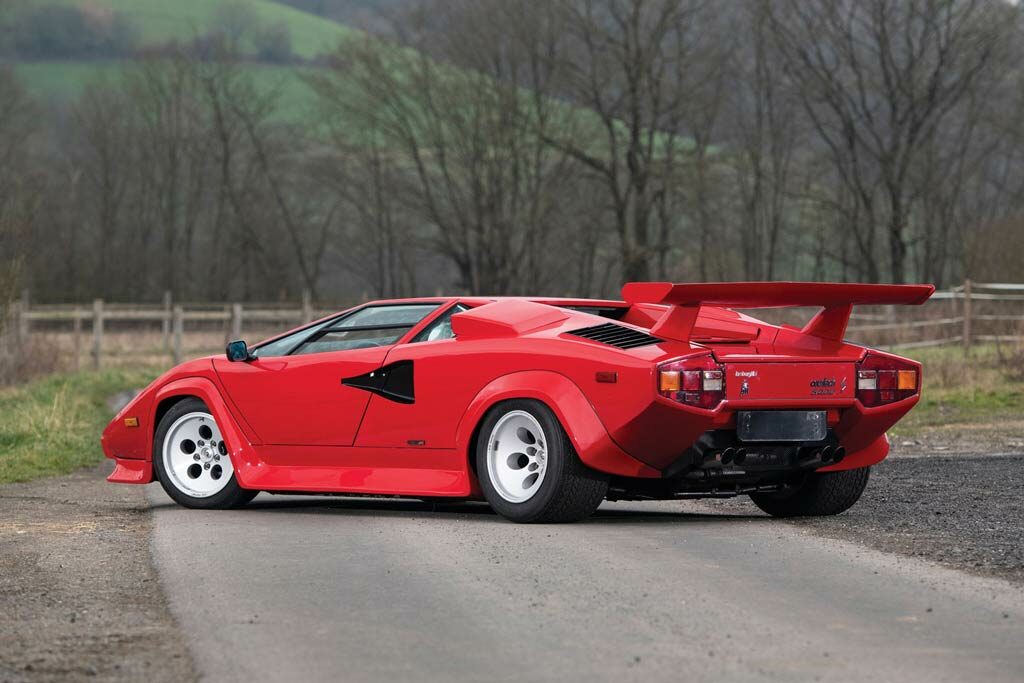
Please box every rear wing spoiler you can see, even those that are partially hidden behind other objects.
[621,281,935,342]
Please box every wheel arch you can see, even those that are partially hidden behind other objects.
[456,371,660,480]
[151,377,259,487]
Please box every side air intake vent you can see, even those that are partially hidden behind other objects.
[567,322,663,349]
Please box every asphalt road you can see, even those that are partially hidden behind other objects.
[147,487,1024,683]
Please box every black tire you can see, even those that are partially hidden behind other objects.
[749,467,870,517]
[475,399,608,523]
[153,397,258,510]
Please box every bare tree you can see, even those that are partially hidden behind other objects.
[543,0,707,282]
[71,84,136,299]
[727,0,804,280]
[313,134,420,298]
[767,0,1014,283]
[0,67,38,309]
[311,0,583,294]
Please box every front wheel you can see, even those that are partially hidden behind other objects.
[749,467,870,517]
[153,398,258,509]
[475,399,608,523]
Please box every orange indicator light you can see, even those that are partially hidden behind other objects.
[659,370,681,392]
[897,370,917,391]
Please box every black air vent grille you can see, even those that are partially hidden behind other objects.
[567,322,663,349]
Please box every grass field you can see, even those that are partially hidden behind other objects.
[0,367,159,484]
[16,61,323,120]
[9,0,356,59]
[9,0,356,113]
[889,344,1024,436]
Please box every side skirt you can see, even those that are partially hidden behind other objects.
[233,444,472,497]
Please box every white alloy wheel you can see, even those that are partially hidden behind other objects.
[486,410,549,503]
[161,411,233,498]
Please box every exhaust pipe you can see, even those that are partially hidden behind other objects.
[832,447,846,464]
[733,448,747,466]
[821,445,835,464]
[721,448,735,466]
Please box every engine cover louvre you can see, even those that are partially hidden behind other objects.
[567,322,663,349]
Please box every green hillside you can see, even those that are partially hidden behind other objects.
[16,61,321,119]
[7,0,357,59]
[6,0,358,113]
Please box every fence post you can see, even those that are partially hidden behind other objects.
[162,290,172,350]
[301,289,313,323]
[172,305,184,365]
[18,288,29,341]
[73,307,83,371]
[92,299,104,370]
[10,300,22,349]
[962,278,973,355]
[231,303,243,341]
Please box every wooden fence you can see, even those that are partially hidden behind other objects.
[4,281,1024,370]
[841,280,1024,350]
[3,289,344,370]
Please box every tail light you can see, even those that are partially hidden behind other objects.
[658,353,725,409]
[856,353,919,407]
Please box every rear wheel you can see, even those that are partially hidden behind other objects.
[476,400,608,523]
[153,398,257,509]
[749,467,870,517]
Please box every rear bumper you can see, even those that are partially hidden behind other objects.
[609,393,914,472]
[663,428,889,478]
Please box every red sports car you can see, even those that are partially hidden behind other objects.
[102,281,933,523]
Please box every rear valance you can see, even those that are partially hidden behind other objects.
[622,281,935,342]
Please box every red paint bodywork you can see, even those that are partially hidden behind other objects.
[102,282,934,499]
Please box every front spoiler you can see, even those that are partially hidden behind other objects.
[108,457,153,484]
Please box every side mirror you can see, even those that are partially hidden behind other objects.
[226,339,253,362]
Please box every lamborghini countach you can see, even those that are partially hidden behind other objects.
[102,281,932,523]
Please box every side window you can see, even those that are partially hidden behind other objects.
[410,304,468,343]
[291,304,441,355]
[253,318,336,358]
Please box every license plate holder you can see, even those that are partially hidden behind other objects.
[737,411,827,442]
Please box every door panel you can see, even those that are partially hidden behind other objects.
[354,339,494,449]
[213,346,391,446]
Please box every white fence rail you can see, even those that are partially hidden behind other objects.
[841,280,1024,351]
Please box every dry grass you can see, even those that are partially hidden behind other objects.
[892,343,1024,436]
[0,366,160,483]
[0,331,65,386]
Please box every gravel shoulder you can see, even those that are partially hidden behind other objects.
[0,463,196,683]
[699,448,1024,584]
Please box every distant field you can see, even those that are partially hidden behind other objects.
[16,61,322,120]
[9,0,356,59]
[7,0,357,113]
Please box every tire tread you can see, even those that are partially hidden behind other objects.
[750,467,870,517]
[153,397,257,510]
[476,399,607,523]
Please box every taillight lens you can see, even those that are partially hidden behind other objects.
[658,354,725,409]
[856,353,919,407]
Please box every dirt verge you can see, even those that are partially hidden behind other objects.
[0,463,195,683]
